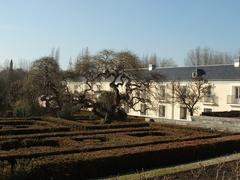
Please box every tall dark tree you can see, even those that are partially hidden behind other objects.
[0,60,28,115]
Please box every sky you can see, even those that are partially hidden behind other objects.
[0,0,240,69]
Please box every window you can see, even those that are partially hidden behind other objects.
[207,86,212,97]
[141,90,147,100]
[235,87,240,99]
[158,105,165,117]
[159,86,166,99]
[180,106,187,119]
[96,84,101,91]
[181,86,187,98]
[74,85,78,90]
[136,90,140,97]
[84,84,89,90]
[140,103,146,115]
[204,108,212,112]
[124,104,129,113]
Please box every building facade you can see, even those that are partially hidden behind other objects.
[68,63,240,121]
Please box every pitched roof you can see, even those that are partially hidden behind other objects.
[142,64,240,81]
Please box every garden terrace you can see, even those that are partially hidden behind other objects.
[0,117,239,179]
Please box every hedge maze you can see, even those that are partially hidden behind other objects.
[0,117,240,179]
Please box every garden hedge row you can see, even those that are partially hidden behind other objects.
[0,120,35,126]
[0,133,226,161]
[83,121,149,130]
[0,127,154,141]
[0,139,59,150]
[12,134,240,179]
[0,127,70,136]
[202,110,240,117]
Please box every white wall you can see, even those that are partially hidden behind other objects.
[67,80,240,121]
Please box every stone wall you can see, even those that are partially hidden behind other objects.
[146,116,240,133]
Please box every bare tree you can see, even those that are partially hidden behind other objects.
[94,50,156,118]
[71,49,159,122]
[50,47,60,63]
[18,59,31,71]
[27,57,66,114]
[70,48,100,112]
[172,76,209,116]
[142,53,177,67]
[158,58,177,67]
[185,47,233,66]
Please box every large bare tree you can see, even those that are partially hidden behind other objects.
[172,76,209,116]
[72,49,159,121]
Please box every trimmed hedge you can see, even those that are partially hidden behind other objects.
[42,117,85,130]
[127,131,166,137]
[202,110,240,117]
[72,135,107,142]
[0,120,35,126]
[9,134,240,179]
[0,133,223,161]
[0,127,70,136]
[0,117,41,121]
[0,116,235,179]
[83,122,149,130]
[0,139,59,150]
[0,131,84,141]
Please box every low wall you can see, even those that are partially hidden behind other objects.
[146,116,240,133]
[145,117,191,126]
[192,115,240,121]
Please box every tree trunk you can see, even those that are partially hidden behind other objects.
[189,109,194,116]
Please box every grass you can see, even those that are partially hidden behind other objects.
[107,152,240,180]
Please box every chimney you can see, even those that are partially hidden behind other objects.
[148,64,156,71]
[234,57,240,67]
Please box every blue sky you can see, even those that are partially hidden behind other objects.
[0,0,240,69]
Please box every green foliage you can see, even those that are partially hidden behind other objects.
[58,102,75,120]
[97,91,116,112]
[96,91,127,123]
[13,100,31,117]
[13,100,42,117]
[114,108,127,120]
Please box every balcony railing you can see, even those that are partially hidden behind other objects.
[158,93,171,103]
[202,95,218,104]
[227,95,240,104]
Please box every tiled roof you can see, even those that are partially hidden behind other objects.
[142,64,240,81]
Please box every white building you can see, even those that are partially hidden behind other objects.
[68,62,240,121]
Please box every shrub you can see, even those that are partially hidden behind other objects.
[58,104,74,120]
[113,109,127,120]
[95,91,128,123]
[58,103,81,120]
[13,100,42,118]
[13,100,31,117]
